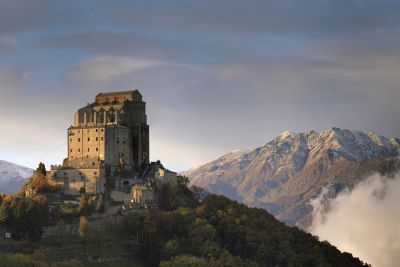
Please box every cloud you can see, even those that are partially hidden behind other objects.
[103,1,400,35]
[310,173,400,267]
[0,0,87,35]
[64,56,164,84]
[40,30,175,58]
[0,35,18,54]
[0,66,30,97]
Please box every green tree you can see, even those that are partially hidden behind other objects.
[36,162,46,176]
[78,195,89,215]
[57,219,67,249]
[177,175,190,186]
[160,255,207,267]
[12,199,27,240]
[0,201,13,231]
[87,196,96,213]
[162,239,180,260]
[96,193,105,212]
[26,200,44,241]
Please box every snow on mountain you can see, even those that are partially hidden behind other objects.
[183,128,400,229]
[0,160,33,194]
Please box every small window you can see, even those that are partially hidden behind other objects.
[96,129,98,132]
[78,148,81,152]
[78,138,81,142]
[101,129,104,132]
[88,148,90,152]
[92,162,95,165]
[101,137,104,141]
[88,138,90,141]
[96,137,98,141]
[70,138,72,142]
[70,149,72,152]
[96,148,99,151]
[94,172,97,175]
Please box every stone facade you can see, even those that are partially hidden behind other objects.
[129,161,177,205]
[49,90,150,195]
[132,183,154,205]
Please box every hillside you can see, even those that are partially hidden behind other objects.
[184,128,400,228]
[0,160,33,194]
[0,179,369,266]
[118,194,369,266]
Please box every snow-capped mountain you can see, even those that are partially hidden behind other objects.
[184,128,400,229]
[0,160,33,194]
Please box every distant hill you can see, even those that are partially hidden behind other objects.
[183,128,400,229]
[0,160,33,194]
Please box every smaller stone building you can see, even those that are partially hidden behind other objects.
[130,161,177,205]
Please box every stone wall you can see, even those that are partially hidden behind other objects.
[48,167,105,195]
[68,126,106,161]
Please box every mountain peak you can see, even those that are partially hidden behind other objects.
[279,131,295,140]
[185,128,400,228]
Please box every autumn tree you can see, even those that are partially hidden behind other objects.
[78,216,89,237]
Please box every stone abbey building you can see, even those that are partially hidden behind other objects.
[49,90,156,198]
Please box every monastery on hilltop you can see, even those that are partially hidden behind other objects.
[48,90,177,205]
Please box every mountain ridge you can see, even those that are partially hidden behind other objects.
[0,160,33,194]
[184,127,400,228]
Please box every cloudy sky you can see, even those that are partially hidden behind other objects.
[1,0,400,171]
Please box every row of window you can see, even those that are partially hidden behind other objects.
[70,137,104,142]
[72,129,104,134]
[70,147,100,153]
[69,137,127,144]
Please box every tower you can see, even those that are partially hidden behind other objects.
[49,90,150,195]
